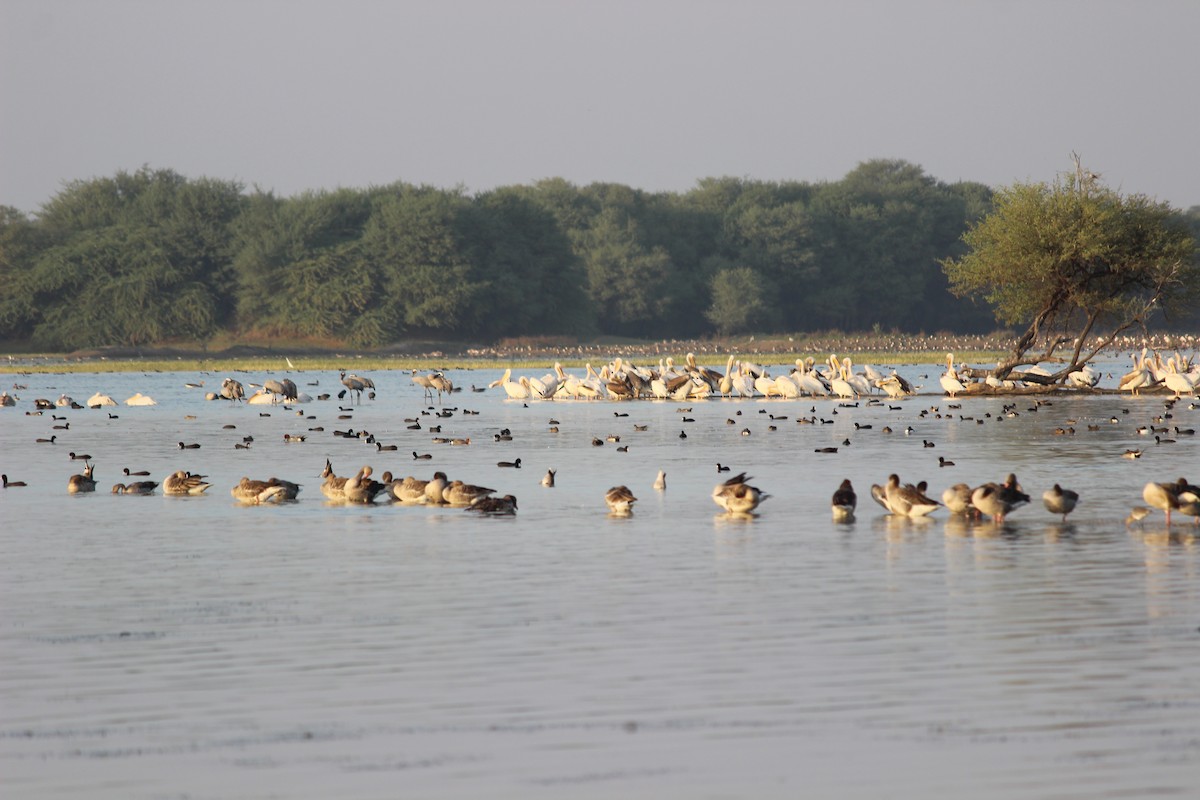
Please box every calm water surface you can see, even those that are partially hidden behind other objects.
[2,361,1198,798]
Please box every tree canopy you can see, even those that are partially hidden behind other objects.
[6,159,1189,352]
[941,158,1198,382]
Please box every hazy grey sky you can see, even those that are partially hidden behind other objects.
[2,0,1197,213]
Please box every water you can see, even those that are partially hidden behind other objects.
[2,361,1199,798]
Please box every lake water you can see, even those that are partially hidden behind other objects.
[2,359,1199,799]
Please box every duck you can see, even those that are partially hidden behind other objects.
[343,466,386,504]
[972,474,1030,523]
[123,467,151,477]
[442,480,496,506]
[231,476,287,504]
[882,474,940,517]
[69,451,91,461]
[1042,484,1079,521]
[178,441,201,449]
[941,483,977,516]
[604,485,638,515]
[67,462,97,494]
[831,479,856,522]
[163,470,211,495]
[3,474,28,488]
[653,469,666,491]
[1143,478,1200,526]
[467,494,518,515]
[712,472,768,515]
[497,459,522,468]
[112,481,158,495]
[541,469,556,488]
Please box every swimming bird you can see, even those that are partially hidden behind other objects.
[265,477,301,500]
[653,470,666,491]
[231,477,287,504]
[938,456,955,467]
[1042,484,1079,521]
[3,474,28,488]
[163,470,211,495]
[605,485,638,515]
[67,462,97,494]
[123,467,151,477]
[716,463,731,473]
[497,459,522,468]
[413,451,433,460]
[178,441,201,449]
[343,465,387,504]
[35,435,56,444]
[87,392,117,407]
[712,473,768,515]
[69,452,91,461]
[442,480,496,506]
[112,481,158,495]
[541,469,556,487]
[467,494,518,515]
[972,474,1030,523]
[831,479,856,521]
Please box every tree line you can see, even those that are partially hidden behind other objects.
[1,160,1195,350]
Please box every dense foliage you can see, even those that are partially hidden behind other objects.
[2,160,1188,350]
[942,162,1199,382]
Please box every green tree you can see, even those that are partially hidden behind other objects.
[941,158,1198,383]
[705,266,776,335]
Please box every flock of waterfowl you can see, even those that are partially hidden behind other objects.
[3,348,1197,526]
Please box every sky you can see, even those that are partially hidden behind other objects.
[2,0,1198,214]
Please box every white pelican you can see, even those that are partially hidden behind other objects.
[87,392,116,407]
[842,358,872,396]
[794,358,829,397]
[731,362,757,397]
[1163,358,1197,398]
[490,368,531,400]
[1118,349,1155,396]
[1042,484,1079,521]
[939,354,966,398]
[124,392,157,406]
[1067,365,1100,388]
[828,356,856,400]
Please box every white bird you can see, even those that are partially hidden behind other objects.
[939,353,966,398]
[87,392,116,407]
[653,470,666,491]
[124,392,157,406]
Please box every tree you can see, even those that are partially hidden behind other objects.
[941,157,1198,384]
[705,266,776,335]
